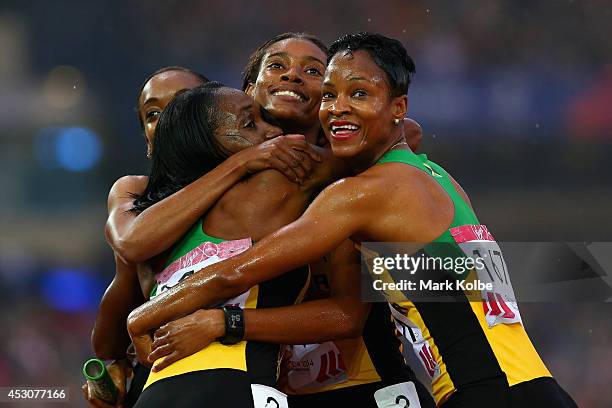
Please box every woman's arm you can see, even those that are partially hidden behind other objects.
[146,240,369,372]
[242,240,368,343]
[91,255,146,360]
[107,135,322,263]
[127,176,375,342]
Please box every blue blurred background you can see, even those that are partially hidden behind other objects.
[0,0,610,406]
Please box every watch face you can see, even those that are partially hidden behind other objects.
[221,306,245,345]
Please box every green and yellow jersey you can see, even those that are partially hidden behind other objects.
[145,219,309,390]
[373,149,551,406]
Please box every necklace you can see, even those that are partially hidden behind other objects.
[389,140,409,150]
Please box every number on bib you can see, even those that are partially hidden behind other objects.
[450,225,522,328]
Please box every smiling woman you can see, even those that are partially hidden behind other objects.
[320,40,415,170]
[242,32,328,144]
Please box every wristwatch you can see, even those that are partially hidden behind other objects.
[219,306,244,345]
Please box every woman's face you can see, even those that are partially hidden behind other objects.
[138,70,204,156]
[214,88,283,154]
[247,38,327,130]
[319,50,406,162]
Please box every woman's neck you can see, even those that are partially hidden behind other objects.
[350,130,406,175]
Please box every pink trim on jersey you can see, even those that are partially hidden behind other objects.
[450,224,495,243]
[157,238,252,284]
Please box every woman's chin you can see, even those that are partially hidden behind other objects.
[266,105,315,125]
[331,144,360,158]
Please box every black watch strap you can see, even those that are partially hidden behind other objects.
[219,306,244,345]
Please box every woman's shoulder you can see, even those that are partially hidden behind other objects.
[108,175,149,204]
[110,175,149,194]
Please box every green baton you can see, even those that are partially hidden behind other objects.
[82,358,118,404]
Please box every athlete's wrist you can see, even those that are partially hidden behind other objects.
[207,308,226,339]
[218,306,244,345]
[224,147,253,176]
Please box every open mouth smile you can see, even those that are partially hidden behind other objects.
[270,88,307,102]
[329,120,361,140]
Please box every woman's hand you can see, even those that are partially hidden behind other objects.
[81,359,131,407]
[127,307,155,368]
[147,309,225,372]
[129,332,153,368]
[236,134,322,183]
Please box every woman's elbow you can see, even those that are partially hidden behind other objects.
[323,310,365,340]
[336,304,368,339]
[213,269,253,302]
[113,237,147,263]
[126,308,143,336]
[340,317,365,339]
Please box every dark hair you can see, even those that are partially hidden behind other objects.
[241,32,328,91]
[131,82,228,213]
[135,66,209,130]
[328,32,415,98]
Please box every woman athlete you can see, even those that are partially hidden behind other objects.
[84,66,208,408]
[85,67,319,407]
[128,33,578,408]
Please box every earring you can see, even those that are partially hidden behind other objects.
[393,118,400,125]
[147,150,152,159]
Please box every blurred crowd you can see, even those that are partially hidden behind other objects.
[0,1,610,406]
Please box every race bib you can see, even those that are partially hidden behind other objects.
[374,381,422,408]
[152,238,252,299]
[251,384,288,408]
[286,342,348,390]
[389,304,440,380]
[450,225,522,328]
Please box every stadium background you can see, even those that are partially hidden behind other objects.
[0,0,610,406]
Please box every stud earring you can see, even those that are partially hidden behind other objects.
[393,118,400,125]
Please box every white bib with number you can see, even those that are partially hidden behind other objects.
[374,381,422,408]
[450,225,522,328]
[286,341,348,390]
[152,238,252,307]
[388,304,441,380]
[251,384,288,408]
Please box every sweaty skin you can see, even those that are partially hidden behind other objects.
[127,51,457,362]
[128,150,454,349]
[140,45,428,370]
[200,89,337,242]
[128,88,346,365]
[147,240,368,371]
[96,40,334,367]
[146,117,459,373]
[93,71,322,361]
[145,39,361,371]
